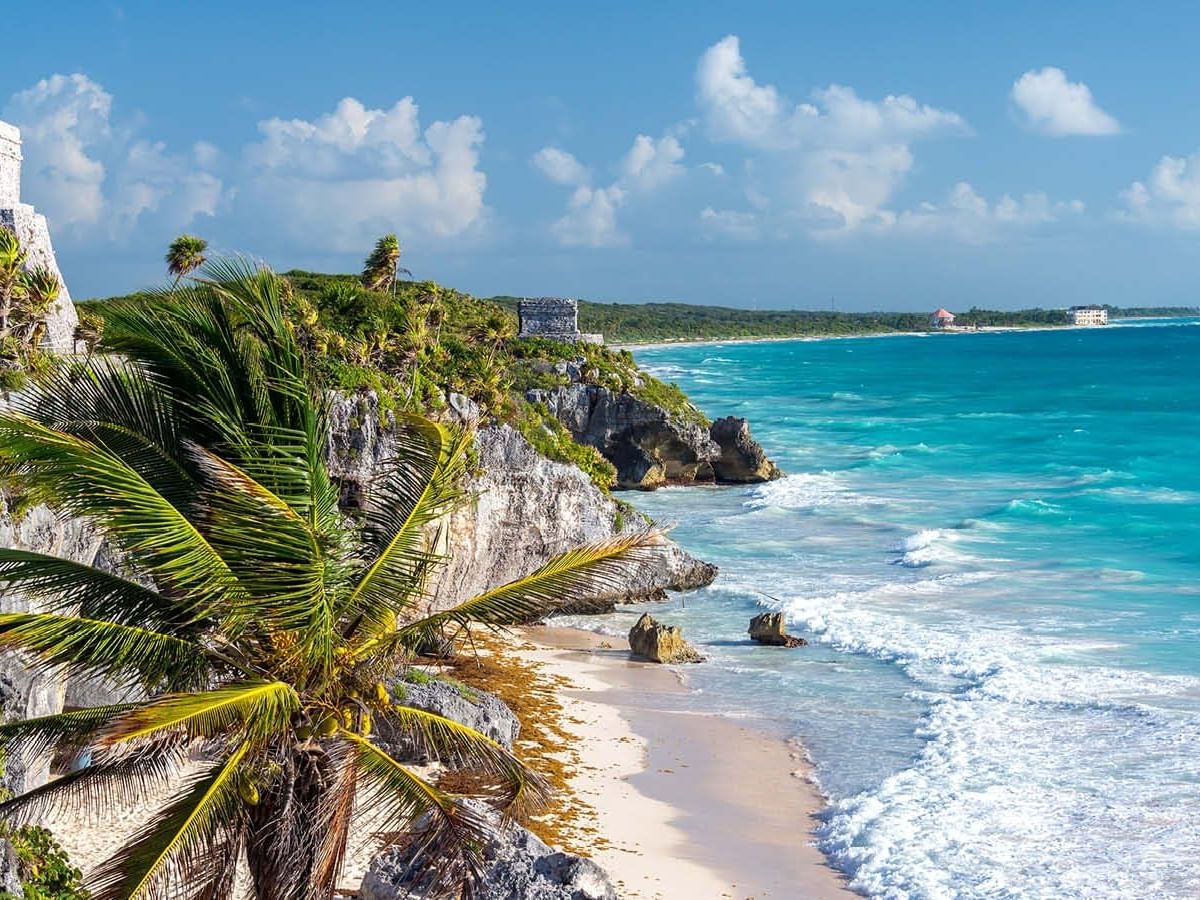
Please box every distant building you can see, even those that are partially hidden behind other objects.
[930,308,956,329]
[1068,305,1109,326]
[517,298,603,344]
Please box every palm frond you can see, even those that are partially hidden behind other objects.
[98,681,299,746]
[0,548,199,633]
[0,704,137,762]
[342,417,473,640]
[88,741,251,900]
[341,730,487,895]
[0,413,239,620]
[389,531,661,653]
[306,740,359,897]
[13,357,197,508]
[0,613,210,690]
[386,705,549,816]
[0,742,183,825]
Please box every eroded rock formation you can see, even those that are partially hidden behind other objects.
[360,798,618,900]
[628,612,704,664]
[528,380,781,491]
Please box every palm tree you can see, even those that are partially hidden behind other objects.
[361,234,411,295]
[164,234,208,286]
[0,259,654,899]
[14,266,60,346]
[0,227,28,341]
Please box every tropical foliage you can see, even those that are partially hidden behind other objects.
[361,234,410,294]
[0,227,62,390]
[0,260,655,899]
[163,235,208,285]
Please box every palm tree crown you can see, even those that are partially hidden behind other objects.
[361,234,411,294]
[0,260,652,899]
[164,234,208,285]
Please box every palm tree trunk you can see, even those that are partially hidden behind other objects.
[246,746,336,900]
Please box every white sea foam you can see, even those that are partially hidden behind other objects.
[765,577,1200,898]
[744,473,883,511]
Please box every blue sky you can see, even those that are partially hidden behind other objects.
[4,1,1200,310]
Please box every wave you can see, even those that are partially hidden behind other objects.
[890,528,965,568]
[761,577,1200,898]
[744,473,884,511]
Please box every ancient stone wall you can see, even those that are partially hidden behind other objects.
[517,297,603,344]
[0,123,19,208]
[0,120,79,353]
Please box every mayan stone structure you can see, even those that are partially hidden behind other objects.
[0,120,78,353]
[517,297,603,344]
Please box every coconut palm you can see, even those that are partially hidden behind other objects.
[164,234,208,286]
[361,234,411,295]
[0,227,28,341]
[0,259,654,899]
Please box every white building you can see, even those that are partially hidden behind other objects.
[1068,305,1109,326]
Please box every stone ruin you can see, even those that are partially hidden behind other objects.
[517,297,603,345]
[0,119,78,353]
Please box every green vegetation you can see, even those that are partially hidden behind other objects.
[0,825,89,899]
[493,297,1200,344]
[0,228,62,391]
[0,259,654,899]
[360,233,411,294]
[84,263,707,491]
[164,234,208,286]
[1106,305,1199,318]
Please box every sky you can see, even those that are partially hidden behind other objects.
[3,1,1200,310]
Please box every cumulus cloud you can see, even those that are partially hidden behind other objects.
[1011,67,1120,137]
[695,35,968,231]
[533,132,687,247]
[4,73,223,237]
[886,182,1085,242]
[240,97,487,250]
[699,206,759,240]
[1119,153,1200,228]
[532,147,588,186]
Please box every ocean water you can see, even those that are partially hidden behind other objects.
[562,319,1200,898]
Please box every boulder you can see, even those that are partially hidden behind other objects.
[359,798,618,900]
[710,416,782,483]
[628,613,703,664]
[528,384,781,490]
[748,612,807,648]
[374,678,520,761]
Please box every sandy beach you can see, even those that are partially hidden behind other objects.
[38,626,850,899]
[519,625,851,900]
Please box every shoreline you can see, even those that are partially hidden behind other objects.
[610,318,1175,352]
[517,625,852,899]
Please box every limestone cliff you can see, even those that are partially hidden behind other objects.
[326,392,717,610]
[0,122,79,353]
[528,379,781,490]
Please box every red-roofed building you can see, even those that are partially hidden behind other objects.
[930,308,956,329]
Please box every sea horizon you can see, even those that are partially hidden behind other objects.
[561,316,1200,898]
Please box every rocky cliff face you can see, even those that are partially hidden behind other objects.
[0,498,103,791]
[326,392,716,610]
[528,379,782,490]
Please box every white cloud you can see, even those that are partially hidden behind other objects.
[552,185,627,247]
[1119,153,1200,228]
[1011,67,1120,137]
[886,181,1085,242]
[695,35,968,231]
[4,73,224,237]
[700,206,758,240]
[621,135,685,190]
[240,97,487,249]
[532,147,588,186]
[533,132,687,247]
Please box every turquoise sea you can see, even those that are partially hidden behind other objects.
[567,319,1200,898]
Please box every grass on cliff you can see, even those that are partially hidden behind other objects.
[81,271,707,490]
